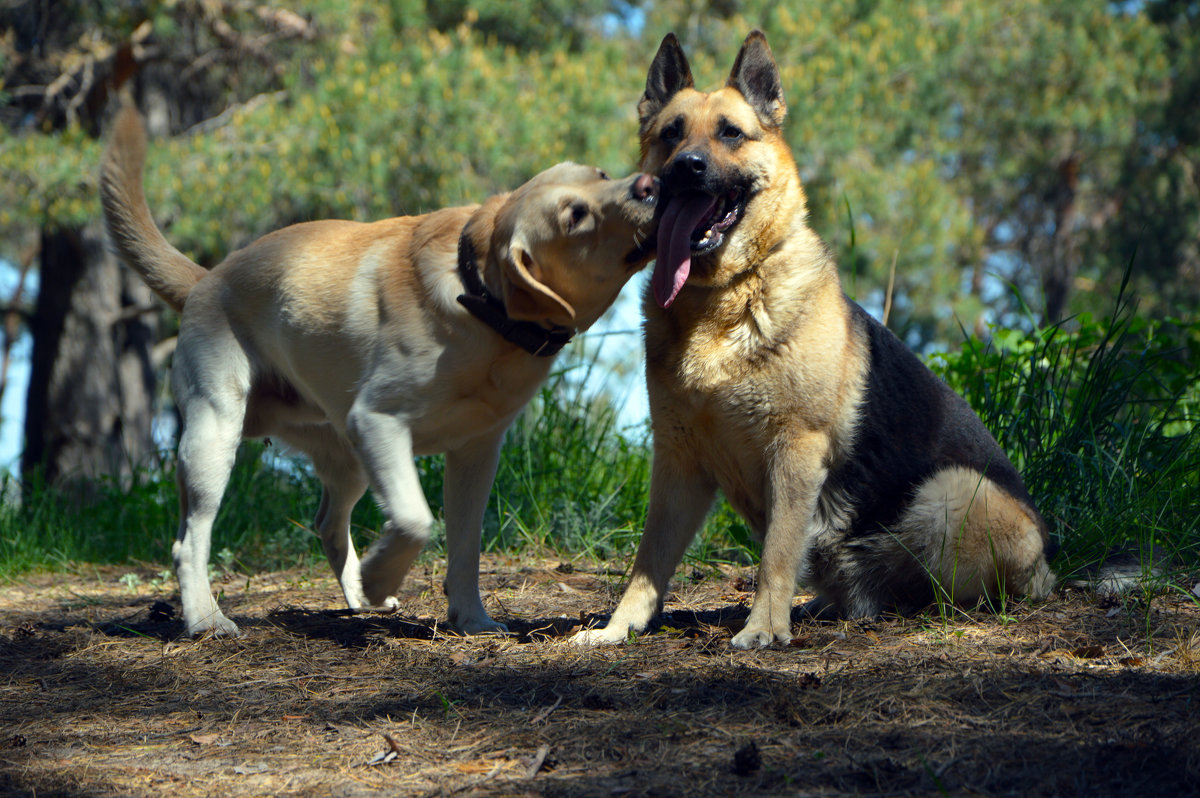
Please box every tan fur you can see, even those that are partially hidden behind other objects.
[100,107,208,309]
[101,106,658,637]
[575,32,1053,649]
[899,467,1056,603]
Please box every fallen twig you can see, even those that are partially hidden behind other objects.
[524,744,551,779]
[530,693,563,725]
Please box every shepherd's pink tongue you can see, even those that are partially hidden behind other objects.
[653,192,717,308]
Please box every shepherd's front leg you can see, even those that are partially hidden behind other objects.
[572,450,716,645]
[731,431,829,649]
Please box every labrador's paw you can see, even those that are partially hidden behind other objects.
[448,603,509,635]
[186,612,241,639]
[455,616,510,635]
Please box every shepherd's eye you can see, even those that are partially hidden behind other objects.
[720,123,744,142]
[661,119,683,145]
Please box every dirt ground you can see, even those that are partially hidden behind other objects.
[1,556,1197,797]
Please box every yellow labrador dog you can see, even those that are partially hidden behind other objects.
[101,106,658,637]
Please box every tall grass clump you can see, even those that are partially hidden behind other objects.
[475,338,757,566]
[0,341,665,578]
[0,443,335,578]
[930,275,1200,580]
[414,340,654,560]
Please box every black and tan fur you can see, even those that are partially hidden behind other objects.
[575,32,1055,649]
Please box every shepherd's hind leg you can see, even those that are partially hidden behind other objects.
[796,594,838,621]
[902,467,1055,606]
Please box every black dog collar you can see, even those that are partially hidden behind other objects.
[456,234,574,358]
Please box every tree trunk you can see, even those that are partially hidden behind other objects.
[22,220,158,494]
[4,3,296,500]
[1042,154,1081,324]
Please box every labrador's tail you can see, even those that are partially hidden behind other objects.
[100,105,207,311]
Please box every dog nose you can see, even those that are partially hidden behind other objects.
[632,174,659,200]
[664,152,708,189]
[679,152,707,175]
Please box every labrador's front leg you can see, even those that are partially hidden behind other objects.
[443,432,508,634]
[349,409,434,606]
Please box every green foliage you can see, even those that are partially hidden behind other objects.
[929,281,1200,575]
[1104,0,1200,318]
[0,443,331,573]
[0,467,172,572]
[5,0,1194,334]
[480,348,651,557]
[0,3,648,263]
[423,0,625,50]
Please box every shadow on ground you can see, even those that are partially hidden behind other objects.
[1,559,1197,796]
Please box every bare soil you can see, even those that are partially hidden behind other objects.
[1,557,1197,797]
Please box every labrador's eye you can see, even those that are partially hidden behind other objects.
[562,200,591,233]
[597,169,611,181]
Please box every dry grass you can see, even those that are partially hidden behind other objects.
[1,557,1197,797]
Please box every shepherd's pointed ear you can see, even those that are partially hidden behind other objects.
[638,33,694,128]
[727,30,786,128]
[501,242,576,328]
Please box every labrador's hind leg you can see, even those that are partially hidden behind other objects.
[173,397,246,637]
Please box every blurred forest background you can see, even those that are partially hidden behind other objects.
[0,1,1196,574]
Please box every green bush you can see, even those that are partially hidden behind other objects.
[928,281,1200,576]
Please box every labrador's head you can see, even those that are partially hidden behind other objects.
[490,163,659,331]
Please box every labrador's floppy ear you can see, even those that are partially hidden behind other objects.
[501,240,577,328]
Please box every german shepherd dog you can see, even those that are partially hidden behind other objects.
[575,31,1055,649]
